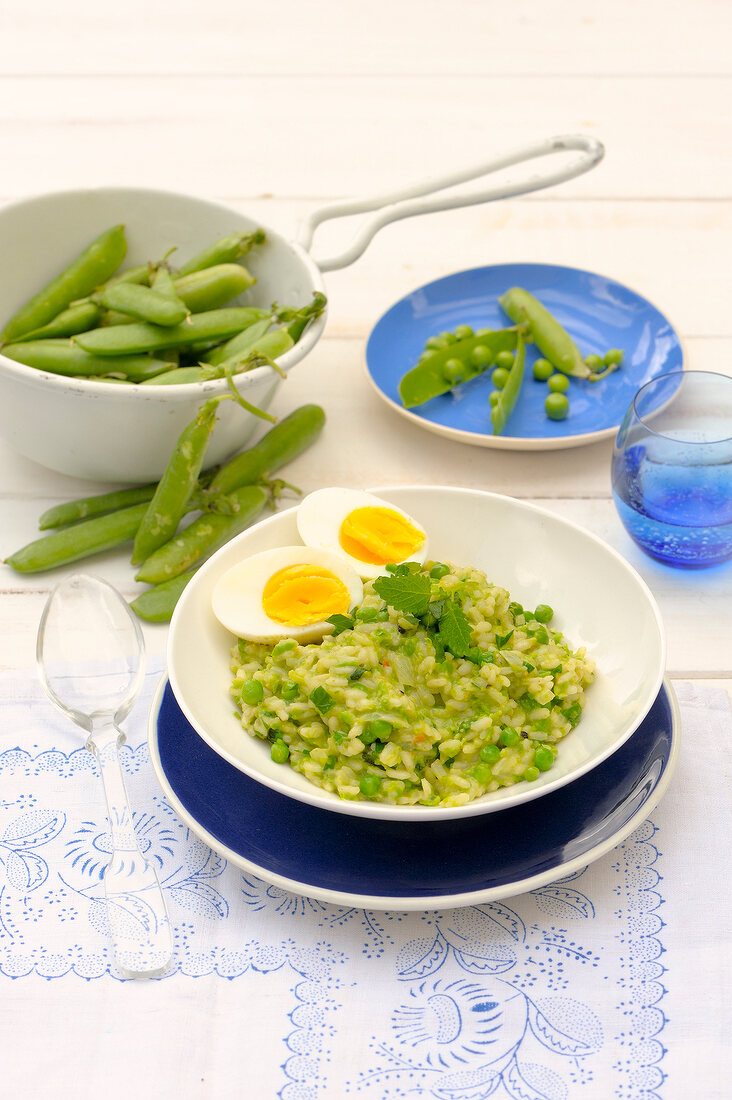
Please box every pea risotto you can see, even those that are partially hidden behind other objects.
[229,559,595,807]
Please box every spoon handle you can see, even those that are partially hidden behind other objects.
[88,723,173,978]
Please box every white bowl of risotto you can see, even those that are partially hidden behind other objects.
[165,485,666,821]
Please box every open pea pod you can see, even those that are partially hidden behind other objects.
[399,328,518,409]
[490,331,526,435]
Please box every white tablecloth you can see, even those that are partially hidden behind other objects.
[1,666,730,1099]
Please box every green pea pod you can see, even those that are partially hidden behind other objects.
[135,484,269,584]
[104,262,153,289]
[39,484,157,529]
[208,404,325,496]
[399,329,518,408]
[150,266,179,298]
[2,340,177,381]
[177,230,266,276]
[2,224,127,343]
[498,287,617,382]
[10,301,101,343]
[131,398,221,565]
[172,264,256,313]
[5,501,149,573]
[75,307,270,357]
[139,365,214,386]
[203,317,273,365]
[98,283,189,327]
[129,572,196,622]
[491,331,526,436]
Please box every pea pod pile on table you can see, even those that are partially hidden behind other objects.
[398,285,624,434]
[0,223,326,384]
[5,403,326,620]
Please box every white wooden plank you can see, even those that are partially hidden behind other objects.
[0,77,728,200]
[0,0,729,77]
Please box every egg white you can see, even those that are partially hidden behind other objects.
[296,487,429,579]
[211,545,364,643]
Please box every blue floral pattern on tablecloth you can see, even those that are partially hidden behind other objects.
[0,668,671,1099]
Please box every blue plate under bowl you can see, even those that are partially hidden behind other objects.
[365,263,683,450]
[148,678,680,910]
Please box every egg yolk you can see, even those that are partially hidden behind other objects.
[339,507,425,565]
[262,564,351,626]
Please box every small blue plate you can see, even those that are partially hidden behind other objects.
[148,678,679,910]
[364,263,683,450]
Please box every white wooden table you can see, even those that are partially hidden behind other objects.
[0,2,730,1095]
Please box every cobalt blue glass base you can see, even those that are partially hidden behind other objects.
[149,679,679,909]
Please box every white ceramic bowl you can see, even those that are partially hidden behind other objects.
[0,187,326,482]
[166,485,667,822]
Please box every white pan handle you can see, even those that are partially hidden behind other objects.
[297,133,604,273]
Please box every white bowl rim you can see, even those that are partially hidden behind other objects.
[166,484,667,822]
[0,184,327,399]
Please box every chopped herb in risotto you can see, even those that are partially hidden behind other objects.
[229,559,595,807]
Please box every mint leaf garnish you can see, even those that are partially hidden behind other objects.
[372,572,431,616]
[327,613,354,635]
[438,599,473,658]
[310,686,334,714]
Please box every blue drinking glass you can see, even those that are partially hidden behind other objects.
[611,370,732,568]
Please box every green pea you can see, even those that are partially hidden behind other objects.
[271,739,290,764]
[38,483,157,529]
[604,348,624,366]
[492,366,510,390]
[533,604,554,623]
[489,390,501,407]
[523,766,540,782]
[98,282,189,327]
[355,606,378,622]
[470,344,492,368]
[584,354,604,371]
[442,358,464,385]
[547,373,570,393]
[429,563,450,579]
[479,744,501,764]
[131,398,220,565]
[280,680,299,702]
[470,764,492,785]
[5,501,148,574]
[532,357,554,381]
[534,746,555,771]
[359,773,381,797]
[241,679,264,705]
[12,300,102,343]
[425,335,448,350]
[500,728,520,747]
[454,324,474,340]
[362,719,392,743]
[208,405,326,497]
[439,331,456,343]
[177,229,265,276]
[129,572,195,623]
[545,392,569,420]
[272,638,298,656]
[2,224,127,343]
[75,307,269,357]
[494,350,515,370]
[172,263,255,314]
[532,624,549,644]
[134,484,268,584]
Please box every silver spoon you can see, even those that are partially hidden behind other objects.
[37,572,173,978]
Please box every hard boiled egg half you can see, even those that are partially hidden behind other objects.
[296,488,428,580]
[211,546,363,643]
